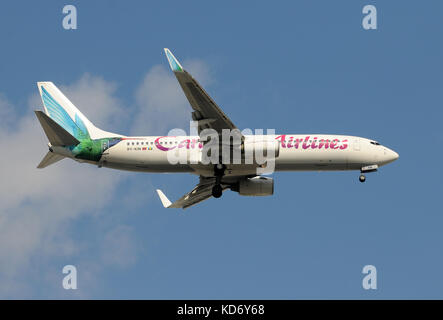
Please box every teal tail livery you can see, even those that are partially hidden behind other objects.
[35,82,124,168]
[35,49,398,209]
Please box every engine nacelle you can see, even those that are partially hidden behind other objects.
[237,176,274,196]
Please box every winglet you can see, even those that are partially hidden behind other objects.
[164,48,184,72]
[156,189,172,208]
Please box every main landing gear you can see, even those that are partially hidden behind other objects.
[359,174,366,183]
[212,184,223,198]
[212,164,225,198]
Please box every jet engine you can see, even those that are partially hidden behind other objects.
[234,176,274,196]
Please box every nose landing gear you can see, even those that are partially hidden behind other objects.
[359,165,378,183]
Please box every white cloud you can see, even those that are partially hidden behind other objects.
[100,225,139,268]
[60,73,129,133]
[0,76,135,298]
[0,94,16,129]
[0,55,212,298]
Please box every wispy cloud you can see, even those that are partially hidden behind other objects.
[0,77,132,298]
[100,225,140,268]
[61,74,130,133]
[0,94,17,129]
[0,56,212,298]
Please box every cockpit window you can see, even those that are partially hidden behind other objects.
[370,141,381,146]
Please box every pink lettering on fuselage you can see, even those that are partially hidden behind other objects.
[155,136,203,151]
[275,135,348,150]
[154,135,349,151]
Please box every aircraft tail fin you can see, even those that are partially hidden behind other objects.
[34,111,80,146]
[37,151,65,169]
[36,81,121,140]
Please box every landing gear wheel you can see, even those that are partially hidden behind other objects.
[212,184,223,198]
[359,174,366,183]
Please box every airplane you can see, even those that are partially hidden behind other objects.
[35,48,399,209]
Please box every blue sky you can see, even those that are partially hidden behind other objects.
[0,0,442,299]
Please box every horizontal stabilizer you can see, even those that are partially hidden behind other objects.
[37,151,65,169]
[35,111,80,146]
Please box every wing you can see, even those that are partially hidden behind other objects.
[156,176,229,209]
[164,48,242,138]
[158,49,248,209]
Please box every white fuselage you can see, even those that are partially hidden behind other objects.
[91,134,399,177]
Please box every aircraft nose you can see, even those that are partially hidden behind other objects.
[385,148,399,163]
